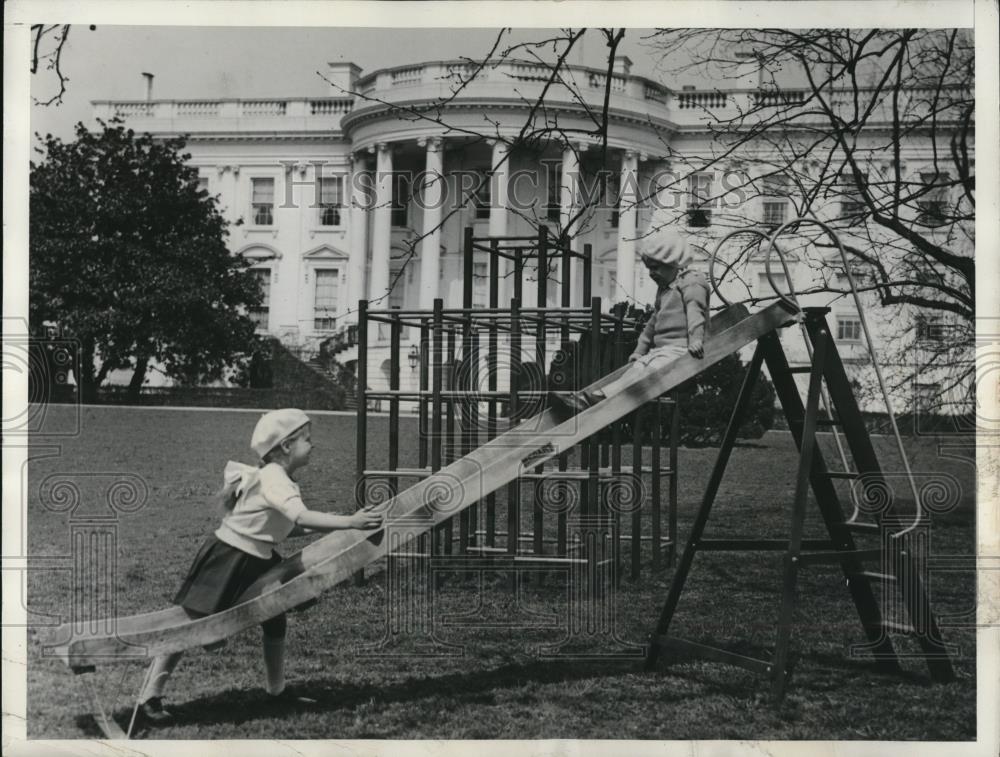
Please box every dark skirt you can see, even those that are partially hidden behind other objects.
[173,535,282,616]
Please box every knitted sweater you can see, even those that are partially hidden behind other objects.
[631,268,710,357]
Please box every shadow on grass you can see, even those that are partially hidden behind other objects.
[97,641,970,740]
[128,658,663,733]
[122,645,958,737]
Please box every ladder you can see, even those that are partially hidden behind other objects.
[644,306,956,699]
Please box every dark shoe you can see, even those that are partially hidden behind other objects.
[138,696,174,725]
[549,389,605,420]
[268,686,318,706]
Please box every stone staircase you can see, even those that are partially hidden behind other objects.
[305,357,358,411]
[264,338,350,411]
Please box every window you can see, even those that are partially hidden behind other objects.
[251,178,275,226]
[391,174,410,227]
[686,172,714,227]
[686,208,712,227]
[836,315,862,342]
[917,172,949,226]
[317,176,343,226]
[760,173,790,228]
[249,268,271,330]
[915,314,950,342]
[840,199,867,223]
[831,171,867,224]
[610,210,620,229]
[472,170,491,220]
[197,176,209,195]
[313,269,339,331]
[546,163,561,222]
[762,200,787,228]
[758,271,788,296]
[917,200,947,225]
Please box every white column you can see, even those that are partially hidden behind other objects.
[488,141,510,238]
[346,152,369,321]
[369,142,392,306]
[616,150,639,303]
[488,140,511,305]
[418,137,444,310]
[560,144,581,305]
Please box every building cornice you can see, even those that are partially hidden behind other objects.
[178,131,349,144]
[342,98,676,142]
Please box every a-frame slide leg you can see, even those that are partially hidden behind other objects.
[769,328,828,699]
[801,314,957,683]
[645,342,766,670]
[760,332,902,676]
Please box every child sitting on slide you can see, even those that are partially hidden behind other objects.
[550,224,709,419]
[136,409,382,725]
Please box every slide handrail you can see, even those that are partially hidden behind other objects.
[763,217,924,537]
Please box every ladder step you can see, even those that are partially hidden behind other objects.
[416,549,606,567]
[858,570,896,583]
[827,471,860,480]
[652,635,773,676]
[882,621,916,635]
[787,417,841,428]
[845,521,881,533]
[787,366,814,374]
[798,548,884,565]
[697,538,834,552]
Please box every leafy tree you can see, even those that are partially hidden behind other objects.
[30,120,262,401]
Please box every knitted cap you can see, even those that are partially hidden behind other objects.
[250,408,310,458]
[640,225,694,268]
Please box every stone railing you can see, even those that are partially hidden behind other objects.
[176,100,221,117]
[350,59,675,120]
[677,90,732,109]
[241,100,288,116]
[310,98,353,115]
[93,96,355,131]
[110,102,154,118]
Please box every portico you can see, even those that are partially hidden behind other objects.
[343,135,654,329]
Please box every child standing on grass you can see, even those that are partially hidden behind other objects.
[550,224,710,418]
[136,408,382,725]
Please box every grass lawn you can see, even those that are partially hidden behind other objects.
[26,405,978,740]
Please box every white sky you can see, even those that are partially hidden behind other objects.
[30,26,663,142]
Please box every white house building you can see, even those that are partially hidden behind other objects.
[92,56,973,414]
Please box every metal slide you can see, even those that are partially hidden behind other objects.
[44,300,797,670]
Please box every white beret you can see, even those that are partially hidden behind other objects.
[640,225,694,268]
[250,408,311,458]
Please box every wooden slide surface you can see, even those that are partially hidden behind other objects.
[44,302,795,669]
